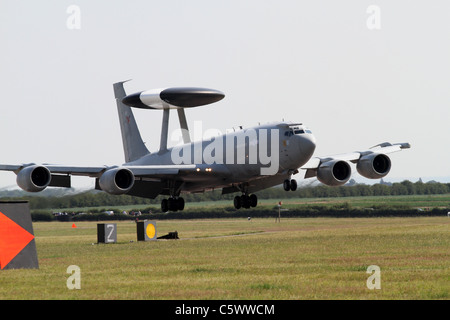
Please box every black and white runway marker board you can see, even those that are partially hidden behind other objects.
[97,223,117,244]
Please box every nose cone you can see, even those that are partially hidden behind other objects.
[298,134,316,160]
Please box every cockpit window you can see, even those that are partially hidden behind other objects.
[286,127,313,136]
[284,130,294,137]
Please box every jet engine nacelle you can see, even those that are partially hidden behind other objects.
[16,165,52,192]
[357,153,391,179]
[98,167,135,195]
[317,160,351,186]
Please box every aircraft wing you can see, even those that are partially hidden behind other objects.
[301,142,410,180]
[0,164,108,176]
[0,164,23,172]
[45,165,108,177]
[0,162,231,197]
[302,142,410,169]
[0,163,230,177]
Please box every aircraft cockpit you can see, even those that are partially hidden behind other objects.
[284,126,313,137]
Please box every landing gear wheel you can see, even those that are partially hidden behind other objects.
[290,179,297,191]
[168,197,178,211]
[177,197,185,211]
[161,199,168,213]
[234,193,258,209]
[162,197,185,212]
[241,195,250,209]
[283,179,291,191]
[283,179,297,191]
[233,196,242,209]
[249,194,258,207]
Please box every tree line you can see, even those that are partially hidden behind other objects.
[1,180,448,211]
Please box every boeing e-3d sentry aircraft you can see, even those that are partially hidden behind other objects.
[0,81,410,212]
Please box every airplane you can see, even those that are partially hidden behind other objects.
[0,81,410,212]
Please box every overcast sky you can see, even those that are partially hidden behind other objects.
[1,1,449,189]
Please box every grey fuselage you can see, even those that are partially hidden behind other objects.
[125,122,316,193]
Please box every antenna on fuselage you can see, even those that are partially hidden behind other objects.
[121,87,225,153]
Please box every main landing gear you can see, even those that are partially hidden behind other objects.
[283,179,297,191]
[233,194,257,209]
[161,180,185,212]
[161,197,185,212]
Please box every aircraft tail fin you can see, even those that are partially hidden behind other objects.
[113,81,150,163]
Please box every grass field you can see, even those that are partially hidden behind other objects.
[1,216,448,300]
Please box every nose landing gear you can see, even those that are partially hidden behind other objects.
[283,179,297,191]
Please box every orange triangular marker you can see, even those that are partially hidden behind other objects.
[0,211,35,270]
[72,223,77,228]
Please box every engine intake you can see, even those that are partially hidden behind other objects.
[357,153,391,179]
[98,167,135,195]
[317,160,351,186]
[16,165,52,192]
